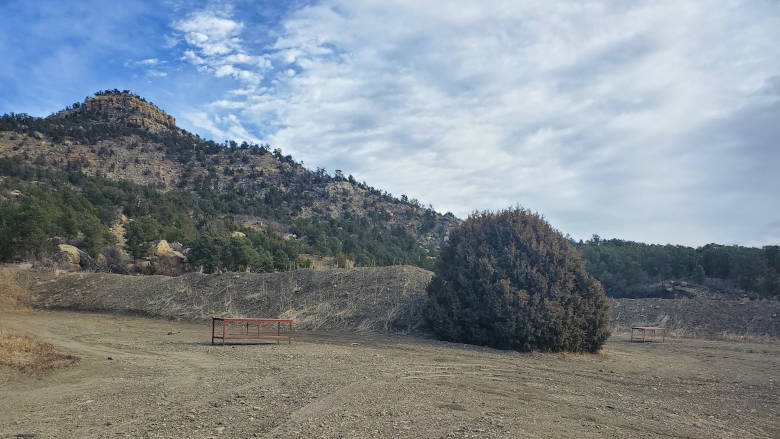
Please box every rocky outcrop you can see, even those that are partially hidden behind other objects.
[56,244,82,266]
[52,93,176,134]
[150,240,187,276]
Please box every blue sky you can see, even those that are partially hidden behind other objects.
[1,0,779,247]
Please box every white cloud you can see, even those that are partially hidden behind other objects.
[163,34,179,49]
[172,0,780,246]
[137,58,161,65]
[182,111,260,144]
[173,9,270,88]
[130,58,168,78]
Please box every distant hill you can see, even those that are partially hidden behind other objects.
[578,238,779,299]
[0,90,458,274]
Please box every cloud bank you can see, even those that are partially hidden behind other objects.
[172,1,780,246]
[4,0,777,247]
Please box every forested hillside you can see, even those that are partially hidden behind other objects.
[579,237,779,298]
[0,90,456,273]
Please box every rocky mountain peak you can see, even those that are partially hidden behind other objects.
[51,90,177,134]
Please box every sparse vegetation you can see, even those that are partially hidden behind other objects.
[0,328,79,374]
[0,268,79,374]
[425,208,610,353]
[0,266,31,312]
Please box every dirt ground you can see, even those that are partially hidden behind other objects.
[0,311,777,439]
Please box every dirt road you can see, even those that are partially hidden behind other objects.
[1,311,777,438]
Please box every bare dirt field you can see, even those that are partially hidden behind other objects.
[1,310,777,439]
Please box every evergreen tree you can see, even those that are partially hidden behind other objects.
[425,208,610,353]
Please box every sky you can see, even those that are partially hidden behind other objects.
[1,0,778,247]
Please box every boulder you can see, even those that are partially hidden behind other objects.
[57,244,81,265]
[150,240,186,276]
[153,239,172,256]
[152,240,185,259]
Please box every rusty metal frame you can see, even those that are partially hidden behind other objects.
[211,317,294,345]
[631,326,666,343]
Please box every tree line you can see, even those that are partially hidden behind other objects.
[579,236,779,298]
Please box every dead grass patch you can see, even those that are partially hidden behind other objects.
[0,326,79,374]
[0,266,31,312]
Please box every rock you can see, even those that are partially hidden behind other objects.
[150,240,187,275]
[153,240,173,257]
[231,231,247,239]
[152,240,186,260]
[57,244,81,265]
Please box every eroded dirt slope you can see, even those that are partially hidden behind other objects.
[13,266,779,338]
[17,266,433,333]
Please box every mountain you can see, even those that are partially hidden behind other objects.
[0,90,458,274]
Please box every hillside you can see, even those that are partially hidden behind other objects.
[16,265,433,333]
[578,238,780,299]
[0,90,458,273]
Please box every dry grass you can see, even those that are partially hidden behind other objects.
[0,265,31,312]
[0,326,79,374]
[1,266,79,374]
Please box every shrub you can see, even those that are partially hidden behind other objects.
[425,208,610,353]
